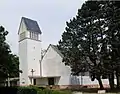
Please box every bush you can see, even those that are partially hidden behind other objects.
[52,90,72,94]
[38,86,46,90]
[17,86,37,94]
[29,86,45,94]
[43,89,52,94]
[17,86,72,94]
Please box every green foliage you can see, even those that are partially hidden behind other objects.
[58,1,106,89]
[0,26,10,80]
[29,85,45,94]
[52,90,71,94]
[17,86,37,94]
[58,1,120,89]
[8,54,21,77]
[43,89,52,94]
[17,86,71,94]
[0,26,21,83]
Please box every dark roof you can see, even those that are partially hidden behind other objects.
[22,17,42,34]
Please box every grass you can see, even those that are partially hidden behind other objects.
[62,88,120,93]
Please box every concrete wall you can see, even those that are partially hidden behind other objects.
[19,19,41,85]
[27,39,41,76]
[36,78,48,85]
[77,76,109,85]
[19,20,28,85]
[19,39,29,85]
[41,45,109,86]
[41,45,71,86]
[57,76,71,85]
[56,75,109,86]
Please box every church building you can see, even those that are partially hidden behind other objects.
[18,17,109,89]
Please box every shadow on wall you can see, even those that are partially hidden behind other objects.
[69,76,80,85]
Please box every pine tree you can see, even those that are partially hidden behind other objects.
[0,26,21,84]
[58,1,120,89]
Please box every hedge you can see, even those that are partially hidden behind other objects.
[0,86,72,94]
[17,86,72,94]
[17,86,37,94]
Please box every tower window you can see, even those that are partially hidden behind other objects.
[30,32,38,40]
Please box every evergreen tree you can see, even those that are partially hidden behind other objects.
[58,1,120,89]
[0,26,21,84]
[58,1,105,89]
[103,1,120,88]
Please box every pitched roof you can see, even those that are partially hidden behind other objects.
[22,17,42,34]
[50,44,64,58]
[40,44,63,62]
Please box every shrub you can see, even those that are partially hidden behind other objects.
[29,86,45,94]
[17,86,37,94]
[52,90,72,94]
[17,86,72,94]
[38,86,46,90]
[43,89,52,94]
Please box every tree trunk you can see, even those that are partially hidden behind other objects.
[108,73,114,89]
[116,71,120,88]
[97,76,104,89]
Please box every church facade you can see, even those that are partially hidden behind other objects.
[18,17,110,88]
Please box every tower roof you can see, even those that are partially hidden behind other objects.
[22,17,42,34]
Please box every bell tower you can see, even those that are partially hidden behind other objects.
[18,17,42,85]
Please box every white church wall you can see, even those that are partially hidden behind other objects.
[19,17,42,85]
[41,46,58,77]
[69,76,80,85]
[57,76,71,85]
[77,76,109,85]
[41,45,73,85]
[58,75,109,86]
[19,32,41,85]
[102,79,109,85]
[19,39,28,85]
[27,39,41,76]
[19,19,30,85]
[78,76,98,85]
[41,45,71,78]
[35,44,111,86]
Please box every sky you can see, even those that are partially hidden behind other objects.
[0,0,86,55]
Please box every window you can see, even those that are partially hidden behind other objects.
[30,32,38,40]
[30,32,32,38]
[20,32,26,41]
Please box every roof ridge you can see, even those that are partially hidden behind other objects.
[21,17,42,34]
[40,44,64,63]
[22,17,37,22]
